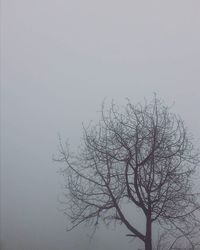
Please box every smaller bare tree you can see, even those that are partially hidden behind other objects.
[55,96,200,250]
[153,227,200,250]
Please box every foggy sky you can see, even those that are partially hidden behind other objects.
[1,1,200,249]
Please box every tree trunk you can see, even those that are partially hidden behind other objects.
[145,214,152,250]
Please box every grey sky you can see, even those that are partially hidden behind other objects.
[1,1,200,249]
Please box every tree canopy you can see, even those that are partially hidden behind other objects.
[56,96,200,250]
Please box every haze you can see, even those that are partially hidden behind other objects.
[1,1,200,249]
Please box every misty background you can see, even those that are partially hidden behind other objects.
[1,1,200,249]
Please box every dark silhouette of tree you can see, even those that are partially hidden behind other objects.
[55,96,200,250]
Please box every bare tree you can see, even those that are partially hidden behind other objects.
[153,228,200,250]
[55,96,200,250]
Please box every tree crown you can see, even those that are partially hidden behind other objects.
[56,96,200,249]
